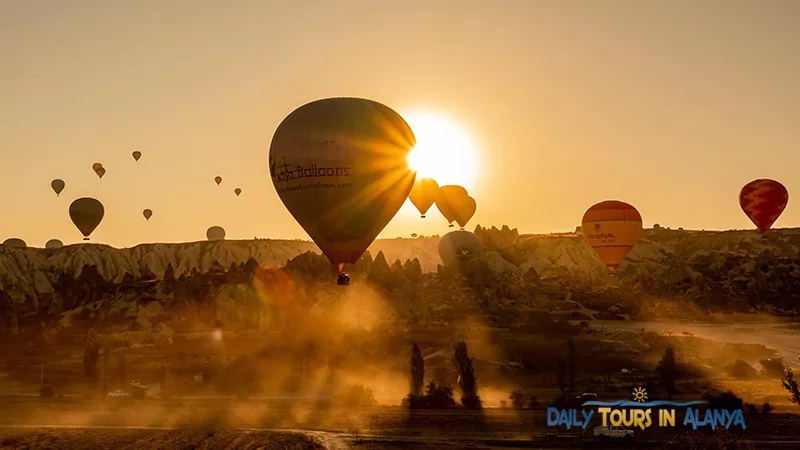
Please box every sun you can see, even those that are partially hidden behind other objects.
[402,110,479,191]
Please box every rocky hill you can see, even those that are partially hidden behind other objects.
[1,225,800,338]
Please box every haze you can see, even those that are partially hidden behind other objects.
[2,0,799,248]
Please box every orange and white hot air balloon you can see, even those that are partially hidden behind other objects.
[739,179,788,232]
[581,200,642,273]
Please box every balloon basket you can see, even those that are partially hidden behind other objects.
[337,273,351,286]
[83,238,89,241]
[421,215,426,218]
[449,224,454,228]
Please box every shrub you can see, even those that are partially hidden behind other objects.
[761,401,772,414]
[702,390,743,410]
[509,389,526,410]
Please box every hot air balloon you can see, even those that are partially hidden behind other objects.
[92,163,105,178]
[408,177,439,218]
[435,185,469,228]
[132,150,142,161]
[438,230,483,266]
[51,179,65,197]
[143,209,153,221]
[739,179,788,232]
[206,226,226,241]
[69,197,105,240]
[215,176,222,186]
[269,97,416,286]
[234,188,242,197]
[454,196,477,230]
[2,238,27,249]
[581,200,642,273]
[45,239,64,249]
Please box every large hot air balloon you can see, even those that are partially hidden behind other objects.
[2,238,27,249]
[438,230,483,266]
[408,177,439,218]
[234,188,242,197]
[207,226,226,241]
[581,200,642,273]
[215,176,222,186]
[739,179,788,232]
[435,185,469,228]
[132,150,142,161]
[45,239,64,249]
[69,197,105,240]
[269,97,416,285]
[454,196,477,229]
[51,179,65,197]
[143,209,153,221]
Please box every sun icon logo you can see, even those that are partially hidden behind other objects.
[632,387,648,403]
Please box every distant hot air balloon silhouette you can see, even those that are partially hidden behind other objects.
[143,209,153,221]
[69,197,105,240]
[45,239,64,249]
[739,179,788,232]
[438,230,483,266]
[269,97,416,286]
[435,185,469,228]
[214,176,222,186]
[234,188,242,197]
[454,196,477,230]
[581,200,643,273]
[92,163,105,179]
[132,150,142,161]
[408,177,439,218]
[2,238,27,249]
[51,179,65,197]
[206,226,226,241]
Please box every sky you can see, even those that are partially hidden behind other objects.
[1,0,799,248]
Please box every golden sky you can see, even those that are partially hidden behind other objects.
[1,0,799,248]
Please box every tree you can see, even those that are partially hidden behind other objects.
[782,367,800,407]
[116,354,127,385]
[454,341,481,409]
[656,345,677,399]
[410,343,424,398]
[83,329,100,385]
[509,389,526,410]
[557,360,566,394]
[566,337,576,392]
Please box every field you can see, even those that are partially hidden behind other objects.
[0,397,798,449]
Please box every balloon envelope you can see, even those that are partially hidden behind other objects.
[435,185,469,225]
[207,226,226,241]
[581,200,642,272]
[132,151,142,161]
[69,197,105,240]
[269,97,416,272]
[739,179,788,232]
[92,163,103,172]
[96,167,106,178]
[454,196,477,229]
[143,209,153,220]
[51,179,65,196]
[438,230,483,266]
[408,177,439,218]
[45,239,64,249]
[215,176,222,185]
[2,238,26,249]
[234,188,242,196]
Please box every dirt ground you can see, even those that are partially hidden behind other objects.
[0,429,324,450]
[0,399,799,449]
